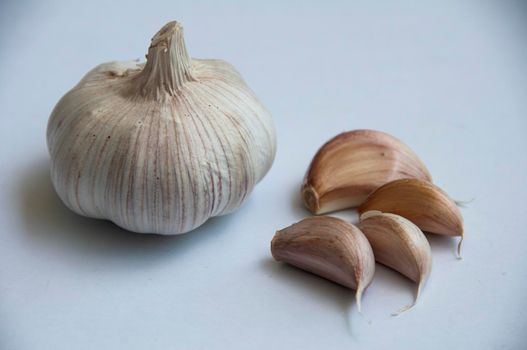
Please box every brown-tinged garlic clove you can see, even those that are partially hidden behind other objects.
[302,130,431,215]
[271,216,375,312]
[358,178,464,257]
[358,210,432,315]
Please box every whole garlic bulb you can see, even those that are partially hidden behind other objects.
[47,21,276,234]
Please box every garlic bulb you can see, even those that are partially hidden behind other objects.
[46,21,276,234]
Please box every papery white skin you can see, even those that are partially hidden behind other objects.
[47,21,276,234]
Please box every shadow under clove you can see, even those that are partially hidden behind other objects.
[260,257,363,334]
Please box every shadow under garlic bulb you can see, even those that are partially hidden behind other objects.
[46,21,276,234]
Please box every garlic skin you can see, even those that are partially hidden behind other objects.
[302,130,431,214]
[359,178,463,256]
[359,210,432,314]
[271,216,375,312]
[46,21,276,234]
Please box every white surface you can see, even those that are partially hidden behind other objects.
[1,1,526,349]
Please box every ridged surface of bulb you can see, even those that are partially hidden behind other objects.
[302,130,431,214]
[271,216,375,312]
[359,210,432,314]
[47,21,276,234]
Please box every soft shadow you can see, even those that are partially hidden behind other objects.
[261,258,358,334]
[425,233,460,259]
[262,256,423,321]
[17,158,237,266]
[289,184,309,217]
[368,264,419,316]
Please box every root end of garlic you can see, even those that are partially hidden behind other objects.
[302,186,320,214]
[302,130,431,213]
[359,210,383,221]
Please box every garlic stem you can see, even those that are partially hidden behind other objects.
[136,21,196,97]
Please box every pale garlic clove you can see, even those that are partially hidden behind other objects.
[46,21,276,235]
[302,130,431,214]
[271,216,375,312]
[358,210,432,315]
[358,178,464,257]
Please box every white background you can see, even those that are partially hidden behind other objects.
[1,1,526,349]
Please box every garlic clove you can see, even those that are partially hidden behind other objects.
[358,210,432,315]
[271,216,375,312]
[302,130,431,214]
[358,178,464,257]
[46,21,276,235]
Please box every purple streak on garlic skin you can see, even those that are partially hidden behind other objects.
[271,216,375,312]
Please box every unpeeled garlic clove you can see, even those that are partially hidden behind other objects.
[271,216,375,312]
[302,130,431,214]
[358,178,464,257]
[358,210,432,315]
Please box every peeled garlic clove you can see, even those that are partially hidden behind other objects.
[358,210,432,315]
[358,178,464,256]
[46,21,276,235]
[271,216,375,312]
[302,130,431,214]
